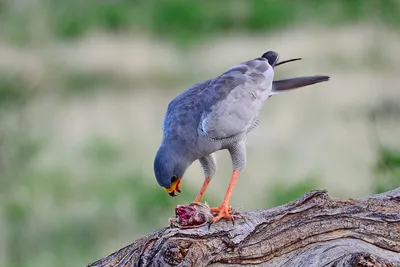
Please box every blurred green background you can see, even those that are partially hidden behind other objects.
[0,1,399,266]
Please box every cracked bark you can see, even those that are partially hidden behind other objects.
[86,187,400,267]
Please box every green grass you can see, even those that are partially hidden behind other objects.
[266,176,320,207]
[1,0,400,45]
[366,99,400,194]
[0,73,33,108]
[372,147,400,194]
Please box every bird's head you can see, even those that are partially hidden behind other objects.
[154,144,188,197]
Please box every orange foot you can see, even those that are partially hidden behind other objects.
[210,205,233,213]
[211,204,233,223]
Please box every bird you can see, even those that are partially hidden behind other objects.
[154,50,329,224]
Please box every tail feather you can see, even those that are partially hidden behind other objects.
[271,75,330,95]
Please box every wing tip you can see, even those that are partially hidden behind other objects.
[316,75,330,82]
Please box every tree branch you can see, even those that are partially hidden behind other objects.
[86,188,400,267]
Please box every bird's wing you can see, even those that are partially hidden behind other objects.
[162,79,211,135]
[199,57,273,140]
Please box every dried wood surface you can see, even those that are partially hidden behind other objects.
[87,188,400,267]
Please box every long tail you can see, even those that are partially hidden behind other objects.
[271,75,330,95]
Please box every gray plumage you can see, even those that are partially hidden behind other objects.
[154,51,329,191]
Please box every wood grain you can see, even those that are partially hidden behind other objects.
[87,188,400,267]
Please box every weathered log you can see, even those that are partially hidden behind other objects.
[86,188,400,266]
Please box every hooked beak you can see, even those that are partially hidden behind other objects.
[165,177,182,197]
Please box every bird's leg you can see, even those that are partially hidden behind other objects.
[195,154,217,203]
[211,170,239,223]
[193,178,211,202]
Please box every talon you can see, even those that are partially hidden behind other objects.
[212,204,233,223]
[210,205,232,213]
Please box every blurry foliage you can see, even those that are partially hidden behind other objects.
[63,72,123,93]
[0,72,38,187]
[266,176,319,207]
[247,0,296,31]
[0,73,33,108]
[58,68,201,97]
[0,131,200,266]
[373,148,400,194]
[0,1,399,267]
[0,0,400,45]
[367,99,400,194]
[84,137,124,165]
[50,0,137,38]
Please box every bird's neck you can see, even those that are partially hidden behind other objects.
[160,140,195,170]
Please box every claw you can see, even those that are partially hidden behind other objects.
[208,170,240,226]
[207,206,241,229]
[169,191,177,197]
[210,206,232,213]
[211,204,233,223]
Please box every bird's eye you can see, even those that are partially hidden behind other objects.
[171,175,178,183]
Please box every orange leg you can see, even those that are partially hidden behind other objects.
[193,178,211,202]
[212,170,239,223]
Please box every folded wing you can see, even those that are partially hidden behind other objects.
[200,57,274,140]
